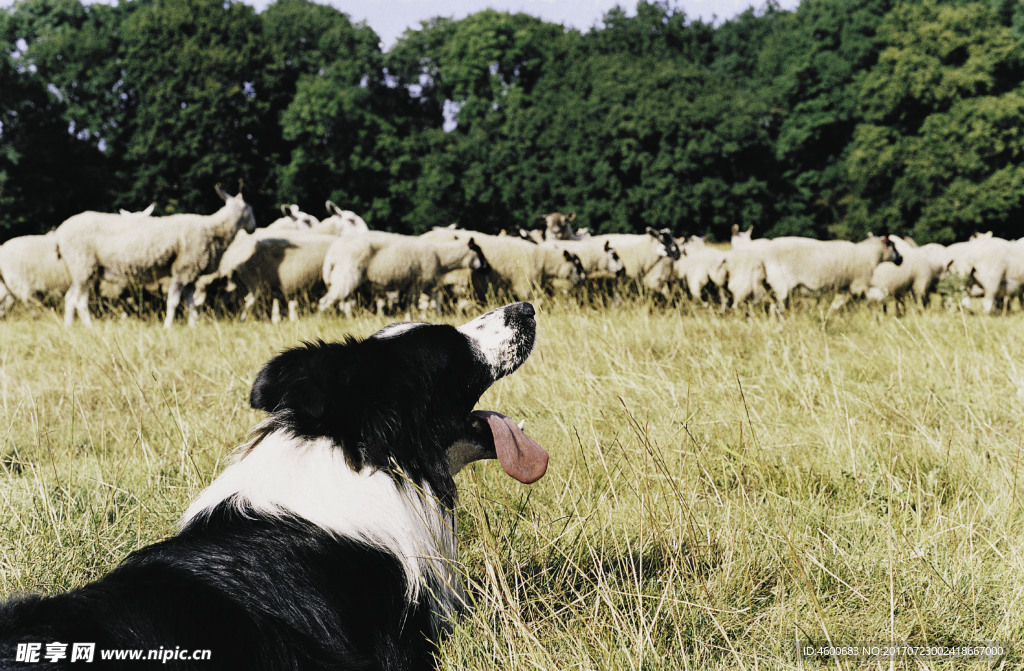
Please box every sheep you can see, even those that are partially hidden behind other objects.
[757,234,903,312]
[318,232,490,317]
[540,211,585,240]
[195,228,338,322]
[317,201,369,235]
[118,203,156,217]
[421,229,587,300]
[866,245,950,311]
[506,224,545,244]
[864,234,948,311]
[730,225,763,250]
[947,237,1024,313]
[540,238,625,284]
[723,249,769,310]
[265,204,320,231]
[0,233,71,316]
[0,206,161,316]
[56,184,256,327]
[590,228,682,298]
[673,244,728,306]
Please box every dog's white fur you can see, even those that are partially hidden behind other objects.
[456,310,534,378]
[180,428,462,619]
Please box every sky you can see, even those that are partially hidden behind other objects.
[290,0,802,49]
[1,0,802,50]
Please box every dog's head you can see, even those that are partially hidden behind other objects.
[249,302,547,506]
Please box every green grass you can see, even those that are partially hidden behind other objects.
[1,300,1022,669]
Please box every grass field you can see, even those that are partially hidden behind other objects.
[1,299,1022,668]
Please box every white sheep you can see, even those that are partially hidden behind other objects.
[673,244,728,306]
[507,225,545,244]
[730,225,763,250]
[866,244,950,311]
[265,204,320,231]
[118,203,156,217]
[318,232,490,317]
[56,185,256,327]
[317,201,369,236]
[590,229,682,298]
[0,233,71,316]
[195,228,337,322]
[421,229,586,300]
[758,234,903,311]
[947,237,1024,313]
[0,206,163,316]
[723,249,769,310]
[540,238,625,284]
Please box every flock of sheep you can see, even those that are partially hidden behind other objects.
[0,187,1021,325]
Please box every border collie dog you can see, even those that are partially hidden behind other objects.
[0,302,548,670]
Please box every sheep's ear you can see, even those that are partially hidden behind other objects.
[215,183,230,201]
[646,227,658,237]
[731,224,739,235]
[604,241,611,251]
[746,226,753,234]
[325,200,339,216]
[567,211,577,222]
[141,203,156,216]
[563,250,573,260]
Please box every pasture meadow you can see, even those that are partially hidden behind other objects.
[0,299,1022,669]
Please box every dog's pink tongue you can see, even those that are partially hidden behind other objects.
[472,410,548,483]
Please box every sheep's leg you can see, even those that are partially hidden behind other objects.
[271,299,282,324]
[67,283,94,327]
[181,284,198,327]
[318,282,351,314]
[288,299,298,322]
[64,285,79,326]
[193,277,209,308]
[77,289,92,326]
[828,293,849,312]
[240,292,256,322]
[164,279,183,328]
[0,287,13,318]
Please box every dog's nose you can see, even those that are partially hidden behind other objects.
[513,302,535,318]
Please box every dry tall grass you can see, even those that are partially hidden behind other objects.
[0,301,1021,668]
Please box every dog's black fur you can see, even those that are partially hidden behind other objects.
[0,304,538,670]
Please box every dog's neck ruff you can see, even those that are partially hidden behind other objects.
[180,428,463,620]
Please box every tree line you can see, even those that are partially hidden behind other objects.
[2,0,1024,242]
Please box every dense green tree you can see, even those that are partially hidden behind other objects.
[260,0,391,217]
[118,0,276,214]
[848,0,1024,241]
[764,0,894,238]
[0,1,109,234]
[9,0,1024,243]
[383,10,570,231]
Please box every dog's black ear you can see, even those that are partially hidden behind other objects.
[250,339,356,417]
